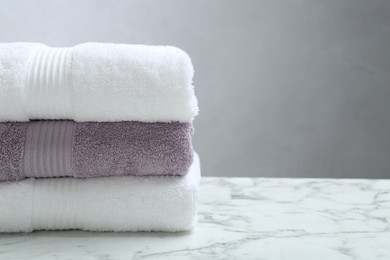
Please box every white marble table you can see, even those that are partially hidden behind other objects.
[1,177,390,259]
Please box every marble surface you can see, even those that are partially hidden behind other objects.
[1,177,390,260]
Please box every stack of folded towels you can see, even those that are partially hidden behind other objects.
[0,43,200,232]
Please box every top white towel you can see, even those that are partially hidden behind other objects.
[0,42,198,122]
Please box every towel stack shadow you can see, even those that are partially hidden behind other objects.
[0,42,200,232]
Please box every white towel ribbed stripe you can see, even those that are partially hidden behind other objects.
[26,48,73,119]
[31,178,81,230]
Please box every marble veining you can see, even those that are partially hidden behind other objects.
[1,177,390,259]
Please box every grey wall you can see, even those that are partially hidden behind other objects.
[1,0,390,178]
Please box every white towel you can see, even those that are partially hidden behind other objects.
[0,154,201,233]
[0,42,198,122]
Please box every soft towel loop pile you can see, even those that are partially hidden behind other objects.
[0,121,194,181]
[0,43,198,122]
[0,154,200,232]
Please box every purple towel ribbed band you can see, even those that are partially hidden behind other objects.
[23,121,74,178]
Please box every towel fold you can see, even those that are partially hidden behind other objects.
[0,153,200,232]
[0,121,193,181]
[0,42,198,122]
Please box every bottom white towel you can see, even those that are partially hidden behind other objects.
[0,154,201,233]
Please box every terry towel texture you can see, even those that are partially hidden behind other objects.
[0,154,200,232]
[0,42,198,122]
[0,121,194,181]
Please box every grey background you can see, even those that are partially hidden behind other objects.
[1,0,390,178]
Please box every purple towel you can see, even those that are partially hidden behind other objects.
[0,121,193,181]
